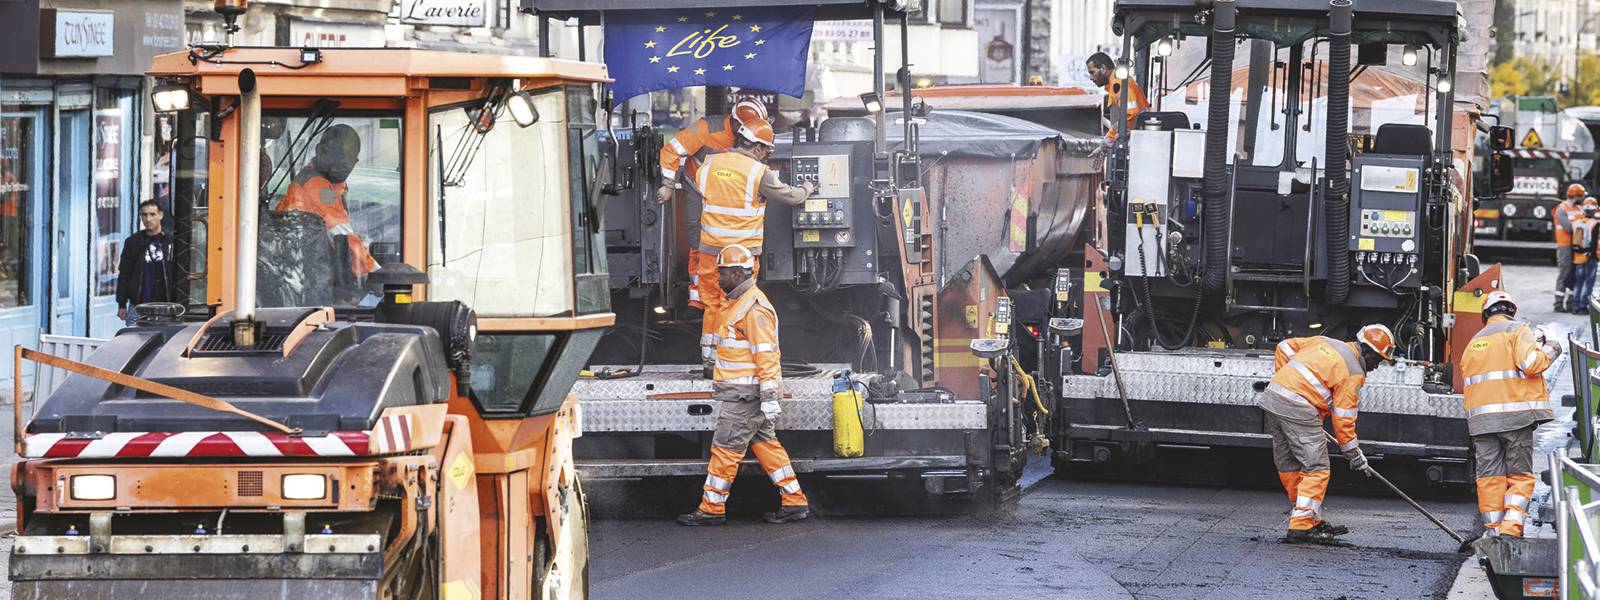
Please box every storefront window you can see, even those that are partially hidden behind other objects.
[0,106,38,309]
[258,111,403,307]
[427,88,574,316]
[93,88,136,298]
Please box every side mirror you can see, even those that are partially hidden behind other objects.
[1488,126,1514,152]
[969,338,1011,359]
[1488,153,1515,196]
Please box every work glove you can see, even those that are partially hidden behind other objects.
[801,181,817,197]
[759,389,783,422]
[655,184,675,204]
[1343,446,1369,472]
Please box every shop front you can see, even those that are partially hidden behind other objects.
[0,0,184,394]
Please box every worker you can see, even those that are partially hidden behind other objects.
[655,98,770,315]
[1086,52,1148,140]
[1460,291,1559,538]
[1571,199,1600,314]
[677,244,810,526]
[274,124,378,291]
[1259,325,1396,544]
[684,119,814,376]
[1556,184,1586,310]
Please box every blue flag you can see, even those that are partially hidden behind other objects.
[603,7,816,101]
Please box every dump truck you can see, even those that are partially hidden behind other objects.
[9,2,611,596]
[1475,96,1595,254]
[1049,0,1522,490]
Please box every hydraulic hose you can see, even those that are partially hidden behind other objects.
[1324,0,1355,304]
[1201,0,1238,294]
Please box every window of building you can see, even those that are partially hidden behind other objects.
[93,88,137,298]
[936,0,969,26]
[0,106,40,309]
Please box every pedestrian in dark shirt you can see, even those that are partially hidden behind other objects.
[115,201,181,322]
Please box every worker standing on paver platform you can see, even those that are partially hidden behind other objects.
[1460,291,1559,538]
[1556,184,1586,310]
[677,244,810,526]
[1258,325,1396,544]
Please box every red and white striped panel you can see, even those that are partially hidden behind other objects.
[22,431,371,459]
[370,414,414,455]
[1508,149,1567,159]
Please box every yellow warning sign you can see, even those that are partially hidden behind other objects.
[1522,128,1543,149]
[448,452,475,490]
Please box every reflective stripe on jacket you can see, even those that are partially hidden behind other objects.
[1556,200,1580,246]
[275,170,379,277]
[712,279,782,398]
[659,115,735,186]
[1460,315,1556,436]
[1262,336,1365,451]
[693,151,770,253]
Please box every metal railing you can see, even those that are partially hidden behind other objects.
[32,335,107,403]
[1558,453,1600,599]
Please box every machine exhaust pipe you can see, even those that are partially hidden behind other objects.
[1201,0,1237,293]
[1324,0,1354,304]
[233,68,261,347]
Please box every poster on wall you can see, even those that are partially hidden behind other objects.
[0,115,30,307]
[93,112,121,297]
[974,5,1021,85]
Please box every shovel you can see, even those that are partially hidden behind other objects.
[1323,432,1471,550]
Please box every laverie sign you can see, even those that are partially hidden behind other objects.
[401,0,486,27]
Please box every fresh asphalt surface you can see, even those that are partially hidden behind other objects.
[590,260,1580,600]
[0,262,1570,600]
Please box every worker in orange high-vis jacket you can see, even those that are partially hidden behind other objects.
[655,98,769,311]
[1460,291,1559,538]
[1556,184,1586,310]
[274,124,379,289]
[1258,324,1395,544]
[684,119,813,376]
[678,244,809,526]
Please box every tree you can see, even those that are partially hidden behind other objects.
[1490,56,1562,101]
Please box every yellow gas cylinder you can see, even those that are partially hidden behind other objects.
[831,370,865,458]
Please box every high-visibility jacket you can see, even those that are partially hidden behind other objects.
[1460,315,1556,436]
[659,115,737,187]
[1261,336,1366,453]
[1556,200,1581,246]
[693,151,771,253]
[1575,217,1597,264]
[1104,77,1150,140]
[275,170,379,277]
[711,279,782,398]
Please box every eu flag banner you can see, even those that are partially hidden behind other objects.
[604,7,816,101]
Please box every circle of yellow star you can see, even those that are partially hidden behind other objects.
[723,64,734,71]
[645,41,657,48]
[705,10,716,16]
[677,16,688,22]
[745,53,757,59]
[654,26,665,32]
[732,14,743,21]
[649,56,661,63]
[754,39,766,45]
[694,68,706,75]
[667,66,680,73]
[749,24,762,32]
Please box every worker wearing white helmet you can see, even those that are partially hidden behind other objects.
[684,118,814,376]
[1459,291,1560,538]
[1259,323,1396,544]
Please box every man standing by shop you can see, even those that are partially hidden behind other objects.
[683,119,813,375]
[677,244,809,526]
[1258,325,1396,544]
[115,201,181,323]
[1460,291,1559,538]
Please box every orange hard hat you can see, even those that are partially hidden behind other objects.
[737,119,776,148]
[1357,324,1396,361]
[1571,183,1589,198]
[733,97,768,126]
[716,244,757,269]
[1586,196,1598,207]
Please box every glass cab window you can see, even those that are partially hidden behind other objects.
[257,111,403,307]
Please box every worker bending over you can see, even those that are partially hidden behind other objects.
[1086,52,1148,140]
[1258,325,1396,544]
[656,98,768,314]
[1460,291,1559,538]
[1556,184,1586,310]
[678,244,810,526]
[684,119,814,375]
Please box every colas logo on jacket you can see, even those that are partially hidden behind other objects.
[1469,339,1491,352]
[714,168,738,180]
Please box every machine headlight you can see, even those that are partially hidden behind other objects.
[1501,203,1517,217]
[150,84,191,113]
[70,475,116,501]
[506,91,540,128]
[281,474,328,500]
[1534,205,1548,219]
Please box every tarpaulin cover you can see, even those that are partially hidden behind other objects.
[884,110,1068,159]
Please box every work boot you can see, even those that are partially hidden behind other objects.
[1282,528,1340,545]
[763,505,810,524]
[1311,521,1349,537]
[676,510,726,526]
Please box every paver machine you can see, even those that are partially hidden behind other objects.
[9,1,612,596]
[1051,0,1523,489]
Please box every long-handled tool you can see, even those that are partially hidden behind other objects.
[1324,432,1465,545]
